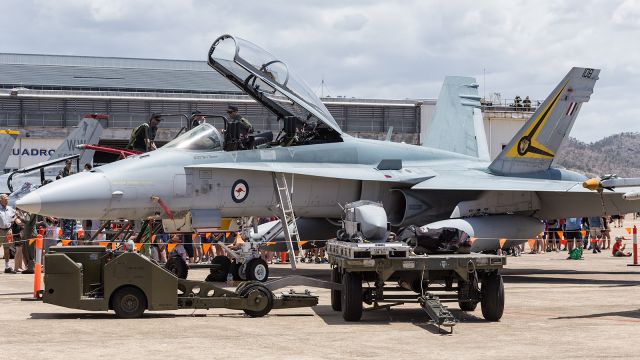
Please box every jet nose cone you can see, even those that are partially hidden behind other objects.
[15,191,41,214]
[16,172,112,219]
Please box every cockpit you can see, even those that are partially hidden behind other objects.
[164,123,224,151]
[207,35,344,149]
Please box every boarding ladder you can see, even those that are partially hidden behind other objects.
[271,172,301,270]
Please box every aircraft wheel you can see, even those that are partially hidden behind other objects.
[165,255,188,279]
[481,272,504,321]
[341,271,363,321]
[246,258,269,282]
[111,286,147,318]
[208,256,231,282]
[239,283,274,318]
[330,266,342,311]
[230,261,242,281]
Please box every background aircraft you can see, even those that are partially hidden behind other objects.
[16,35,640,252]
[0,129,19,173]
[1,115,103,193]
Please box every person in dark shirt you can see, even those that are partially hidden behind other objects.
[190,110,207,129]
[127,113,162,152]
[56,159,73,180]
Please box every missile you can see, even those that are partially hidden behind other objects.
[623,191,640,201]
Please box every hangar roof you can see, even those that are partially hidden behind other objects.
[0,53,241,94]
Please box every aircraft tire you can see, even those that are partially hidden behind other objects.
[111,286,147,318]
[208,256,232,282]
[239,283,274,318]
[341,271,363,321]
[246,258,269,282]
[481,272,504,321]
[330,266,342,311]
[165,255,188,279]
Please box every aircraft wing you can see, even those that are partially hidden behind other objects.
[411,171,588,192]
[186,162,436,183]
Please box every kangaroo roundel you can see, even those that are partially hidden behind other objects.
[231,179,249,203]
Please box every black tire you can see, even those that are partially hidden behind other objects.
[459,300,478,311]
[165,255,188,279]
[458,280,479,311]
[246,258,269,282]
[208,256,231,282]
[111,286,147,318]
[239,283,274,318]
[481,272,504,321]
[231,261,245,281]
[330,267,342,311]
[341,271,363,321]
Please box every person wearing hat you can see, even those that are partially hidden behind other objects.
[190,110,206,129]
[612,237,632,257]
[56,159,74,180]
[226,105,253,134]
[127,113,162,152]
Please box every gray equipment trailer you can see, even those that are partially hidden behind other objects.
[327,201,506,332]
[328,241,506,331]
[41,246,317,318]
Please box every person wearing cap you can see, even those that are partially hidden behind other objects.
[56,159,73,180]
[127,113,162,152]
[190,110,206,129]
[226,105,253,134]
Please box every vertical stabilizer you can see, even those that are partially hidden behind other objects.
[489,67,599,175]
[424,76,489,160]
[50,116,104,166]
[0,130,19,171]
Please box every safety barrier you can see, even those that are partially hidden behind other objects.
[629,226,639,267]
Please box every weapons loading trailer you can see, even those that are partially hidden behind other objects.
[39,246,317,318]
[327,241,506,332]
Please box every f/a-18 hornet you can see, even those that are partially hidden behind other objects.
[16,35,640,251]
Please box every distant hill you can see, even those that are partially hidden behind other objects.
[555,132,640,178]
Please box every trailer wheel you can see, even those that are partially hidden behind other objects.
[207,256,231,282]
[330,266,342,311]
[246,258,269,282]
[165,255,188,279]
[111,286,147,318]
[481,272,504,321]
[239,283,274,318]
[458,280,479,311]
[341,271,363,321]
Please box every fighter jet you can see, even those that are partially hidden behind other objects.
[15,35,640,252]
[0,114,104,193]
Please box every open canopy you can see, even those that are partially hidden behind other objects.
[207,34,342,134]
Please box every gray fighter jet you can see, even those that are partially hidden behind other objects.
[15,35,640,252]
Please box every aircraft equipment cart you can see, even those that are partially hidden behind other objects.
[39,246,317,318]
[327,201,507,333]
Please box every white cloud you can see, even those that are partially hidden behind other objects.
[1,0,639,142]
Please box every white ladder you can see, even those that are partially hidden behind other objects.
[271,172,301,270]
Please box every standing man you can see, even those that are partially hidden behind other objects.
[190,110,207,129]
[0,194,16,273]
[127,113,162,152]
[56,159,73,180]
[56,159,75,240]
[227,105,253,134]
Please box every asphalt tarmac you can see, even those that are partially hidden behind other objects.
[2,225,640,359]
